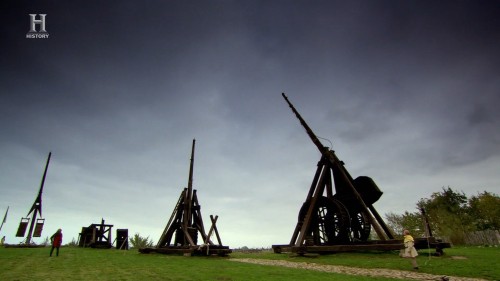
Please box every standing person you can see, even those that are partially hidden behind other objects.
[402,229,419,270]
[50,229,63,257]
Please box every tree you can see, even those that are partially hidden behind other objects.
[385,211,425,238]
[386,187,499,245]
[385,212,404,236]
[417,187,471,244]
[42,236,50,247]
[468,191,500,230]
[129,233,154,249]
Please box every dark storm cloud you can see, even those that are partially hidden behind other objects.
[1,1,499,247]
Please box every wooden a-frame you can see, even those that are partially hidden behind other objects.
[140,139,231,256]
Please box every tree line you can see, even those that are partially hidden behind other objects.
[385,187,499,244]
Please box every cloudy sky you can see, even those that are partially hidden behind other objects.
[1,1,499,248]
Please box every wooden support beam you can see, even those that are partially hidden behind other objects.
[295,165,329,246]
[205,215,218,245]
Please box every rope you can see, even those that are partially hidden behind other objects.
[317,136,333,149]
[424,233,432,266]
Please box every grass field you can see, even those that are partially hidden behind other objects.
[0,246,498,280]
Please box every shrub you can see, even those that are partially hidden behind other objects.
[129,233,154,249]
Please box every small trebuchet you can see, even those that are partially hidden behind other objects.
[14,152,51,247]
[78,218,114,248]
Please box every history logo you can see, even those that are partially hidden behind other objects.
[26,14,49,39]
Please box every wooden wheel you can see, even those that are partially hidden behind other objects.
[350,211,371,242]
[298,196,351,245]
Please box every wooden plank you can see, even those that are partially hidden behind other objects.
[273,238,450,254]
[139,245,231,256]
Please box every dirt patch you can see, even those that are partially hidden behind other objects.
[230,258,488,281]
[450,256,468,260]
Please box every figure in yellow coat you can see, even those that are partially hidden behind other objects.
[402,229,419,270]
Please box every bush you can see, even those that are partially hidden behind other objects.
[129,233,154,249]
[65,238,78,247]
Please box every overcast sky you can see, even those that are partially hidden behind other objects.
[1,1,499,248]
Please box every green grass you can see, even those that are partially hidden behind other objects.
[232,246,500,280]
[0,246,498,280]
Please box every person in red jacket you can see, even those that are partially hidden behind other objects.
[50,229,63,257]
